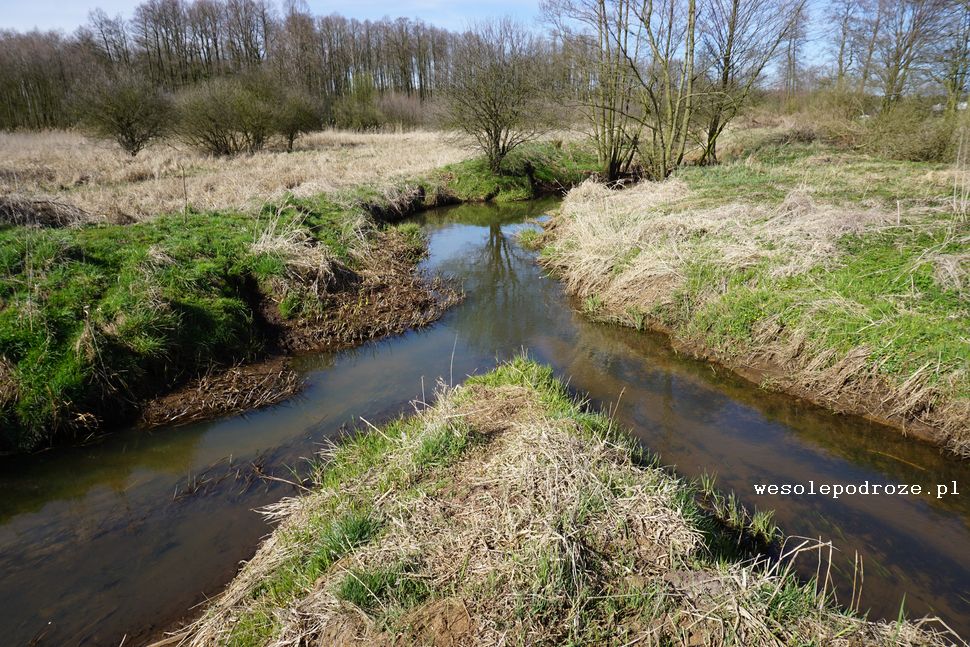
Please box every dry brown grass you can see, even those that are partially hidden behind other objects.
[165,362,962,646]
[541,178,970,452]
[0,129,470,222]
[547,179,895,312]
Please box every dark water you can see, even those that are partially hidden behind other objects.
[2,198,969,645]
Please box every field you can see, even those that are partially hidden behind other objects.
[0,130,471,223]
[538,127,970,454]
[172,358,958,647]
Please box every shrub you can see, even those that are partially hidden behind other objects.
[176,76,275,155]
[332,74,384,131]
[80,76,173,156]
[865,104,957,162]
[274,90,324,151]
[377,92,433,130]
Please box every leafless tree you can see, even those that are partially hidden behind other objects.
[780,2,810,103]
[544,0,643,181]
[698,0,806,162]
[443,19,552,172]
[928,0,970,112]
[828,0,858,89]
[873,0,949,107]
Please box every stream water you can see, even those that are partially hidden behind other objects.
[1,198,969,645]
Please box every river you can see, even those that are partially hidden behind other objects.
[1,197,968,645]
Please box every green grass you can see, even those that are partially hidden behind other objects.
[674,141,952,210]
[227,509,382,645]
[0,197,370,451]
[685,225,969,400]
[411,421,476,471]
[0,140,596,453]
[335,560,431,618]
[426,141,599,203]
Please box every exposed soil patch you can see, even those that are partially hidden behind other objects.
[140,358,303,428]
[267,230,463,354]
[138,229,461,432]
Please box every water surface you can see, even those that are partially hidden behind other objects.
[1,198,968,645]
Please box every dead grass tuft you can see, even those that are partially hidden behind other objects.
[140,358,303,428]
[0,193,89,227]
[166,363,962,646]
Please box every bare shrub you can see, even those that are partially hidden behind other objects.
[444,19,552,172]
[79,75,173,156]
[176,77,276,155]
[866,105,957,162]
[273,90,325,152]
[377,92,433,129]
[332,75,384,131]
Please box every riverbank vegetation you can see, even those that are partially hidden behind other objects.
[538,129,970,454]
[0,197,442,451]
[0,139,597,452]
[171,358,958,646]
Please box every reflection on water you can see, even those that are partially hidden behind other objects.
[1,196,969,645]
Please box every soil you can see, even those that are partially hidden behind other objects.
[138,229,461,432]
[267,230,462,354]
[140,358,302,428]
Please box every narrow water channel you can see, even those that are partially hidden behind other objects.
[2,198,969,646]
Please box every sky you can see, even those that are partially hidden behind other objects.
[0,0,542,33]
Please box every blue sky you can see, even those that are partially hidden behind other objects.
[0,0,542,33]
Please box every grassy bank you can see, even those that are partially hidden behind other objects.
[537,137,969,455]
[172,358,956,646]
[0,141,597,452]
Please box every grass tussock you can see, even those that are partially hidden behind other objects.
[539,146,969,454]
[0,194,88,228]
[168,358,959,647]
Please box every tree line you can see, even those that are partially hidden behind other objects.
[0,0,454,130]
[1,0,965,174]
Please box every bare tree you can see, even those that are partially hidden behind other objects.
[928,0,970,113]
[854,0,886,95]
[829,0,858,88]
[781,2,809,103]
[443,19,551,172]
[874,0,949,107]
[699,0,806,162]
[621,0,699,179]
[544,0,643,181]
